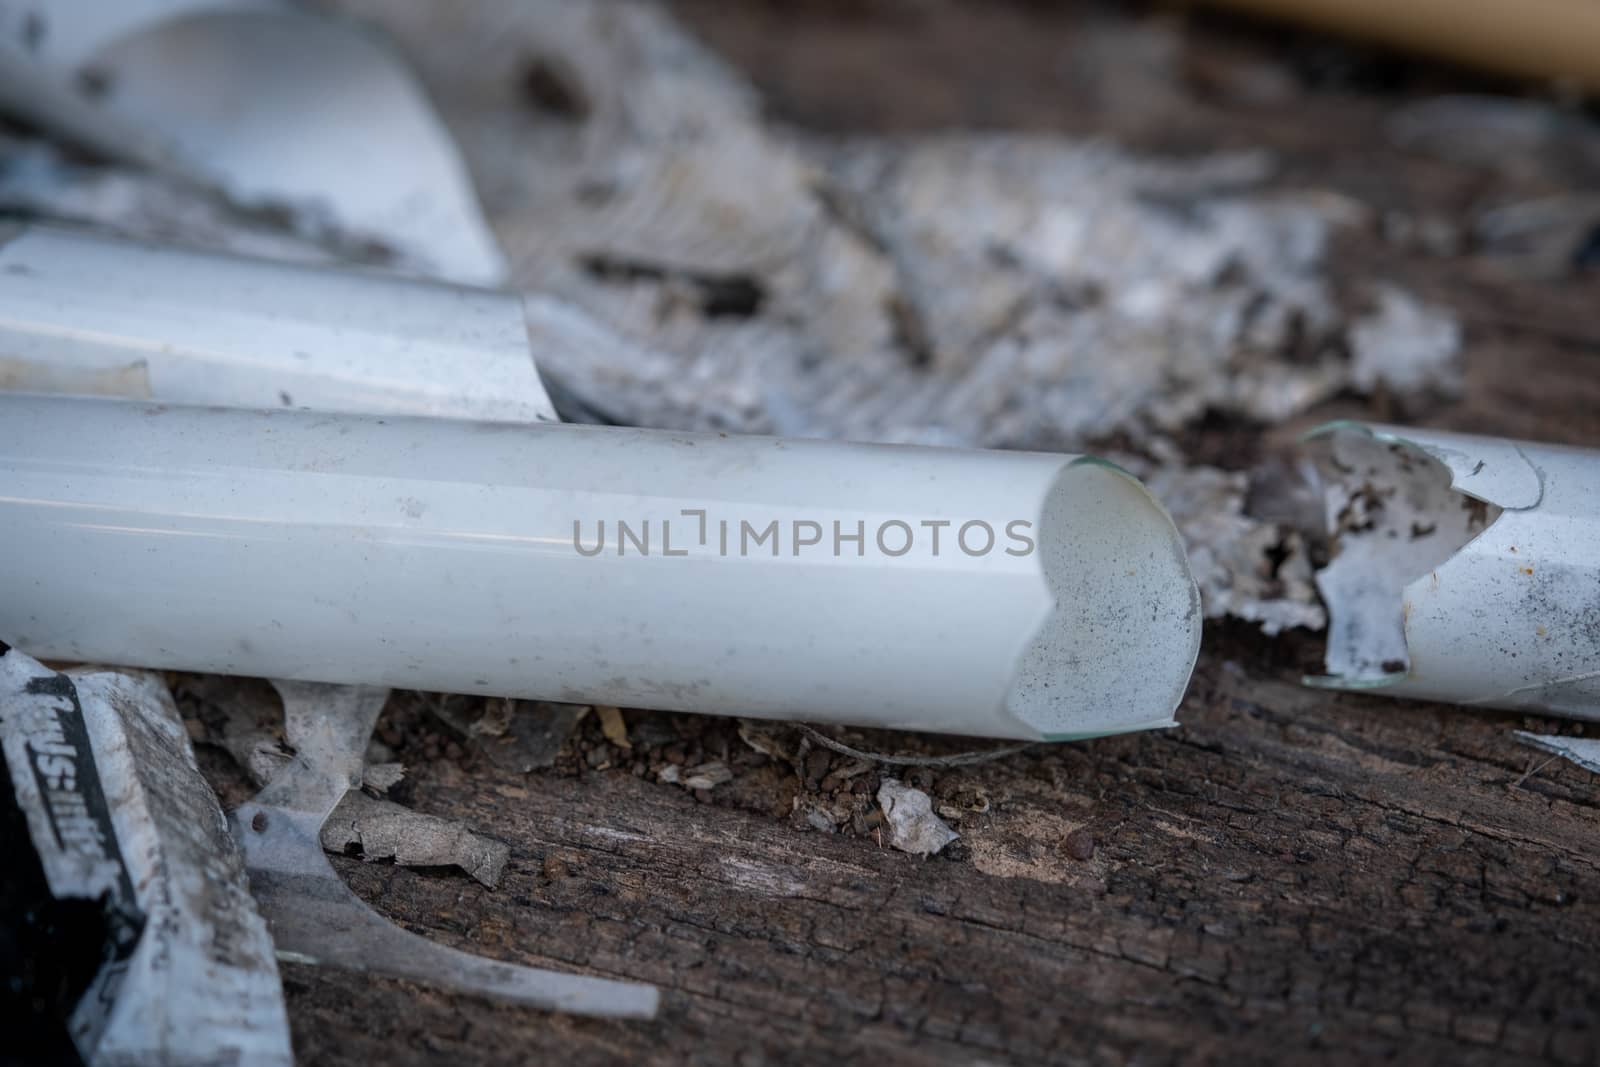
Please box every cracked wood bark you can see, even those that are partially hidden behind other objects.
[282,644,1600,1065]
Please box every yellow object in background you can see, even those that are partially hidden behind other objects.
[1199,0,1600,89]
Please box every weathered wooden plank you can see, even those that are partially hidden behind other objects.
[282,641,1600,1063]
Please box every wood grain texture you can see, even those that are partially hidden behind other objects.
[284,628,1600,1064]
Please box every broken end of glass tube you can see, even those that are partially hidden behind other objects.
[1303,421,1600,720]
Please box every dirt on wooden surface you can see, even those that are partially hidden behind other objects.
[264,2,1600,1063]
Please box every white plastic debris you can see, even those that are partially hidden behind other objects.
[0,643,292,1067]
[1348,285,1463,396]
[877,779,959,856]
[346,0,1461,454]
[1307,423,1600,718]
[0,393,1200,742]
[1513,732,1600,775]
[0,135,345,266]
[510,132,1375,447]
[231,680,659,1018]
[186,681,508,885]
[679,761,732,791]
[0,0,504,283]
[0,225,556,423]
[1136,462,1325,634]
[320,790,509,888]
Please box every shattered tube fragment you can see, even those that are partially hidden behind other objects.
[0,1,505,283]
[0,394,1200,741]
[0,225,556,423]
[1306,422,1600,718]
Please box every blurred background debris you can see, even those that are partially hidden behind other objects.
[0,0,505,282]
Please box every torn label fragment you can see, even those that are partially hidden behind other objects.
[0,226,556,423]
[0,394,1201,741]
[1306,423,1600,719]
[0,644,292,1066]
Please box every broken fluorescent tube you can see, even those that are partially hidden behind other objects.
[0,1,505,283]
[0,393,1200,741]
[0,225,556,423]
[1306,422,1600,718]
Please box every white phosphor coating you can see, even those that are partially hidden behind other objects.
[1308,422,1600,720]
[0,395,1201,741]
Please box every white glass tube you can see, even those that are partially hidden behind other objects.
[0,226,553,421]
[1308,422,1600,719]
[0,394,1200,740]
